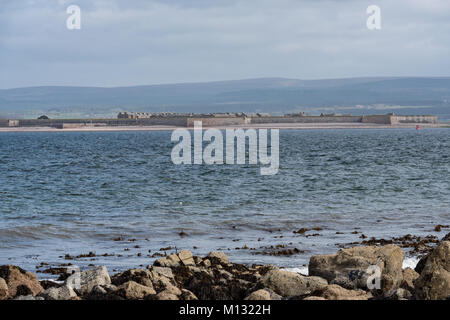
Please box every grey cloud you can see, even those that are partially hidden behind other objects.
[0,0,449,88]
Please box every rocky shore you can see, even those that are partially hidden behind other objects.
[1,233,449,301]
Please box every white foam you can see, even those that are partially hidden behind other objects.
[402,256,420,270]
[281,266,309,276]
[280,254,419,277]
[281,258,418,276]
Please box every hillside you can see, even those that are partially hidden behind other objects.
[1,77,449,120]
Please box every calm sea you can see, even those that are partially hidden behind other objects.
[0,128,449,276]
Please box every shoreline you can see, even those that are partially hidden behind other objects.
[0,122,447,133]
[5,225,446,282]
[1,232,448,300]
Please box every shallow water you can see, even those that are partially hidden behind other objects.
[0,128,449,276]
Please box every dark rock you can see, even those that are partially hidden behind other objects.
[434,225,449,232]
[40,280,61,290]
[173,265,250,300]
[415,255,428,274]
[15,284,33,297]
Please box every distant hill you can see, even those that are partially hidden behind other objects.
[0,77,449,120]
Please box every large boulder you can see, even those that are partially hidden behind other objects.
[113,281,156,299]
[309,245,404,293]
[415,232,450,274]
[259,269,327,297]
[317,284,368,300]
[0,278,8,300]
[39,286,77,300]
[0,265,44,298]
[414,241,450,300]
[66,266,111,295]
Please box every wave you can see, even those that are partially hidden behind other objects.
[0,225,74,241]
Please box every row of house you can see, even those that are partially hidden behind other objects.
[117,112,271,119]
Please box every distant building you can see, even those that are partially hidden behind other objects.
[320,113,339,117]
[286,112,307,117]
[118,112,151,119]
[7,120,19,127]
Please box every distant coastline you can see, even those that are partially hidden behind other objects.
[2,78,450,121]
[0,122,446,133]
[0,112,445,132]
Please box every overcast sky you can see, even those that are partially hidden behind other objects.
[1,0,450,89]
